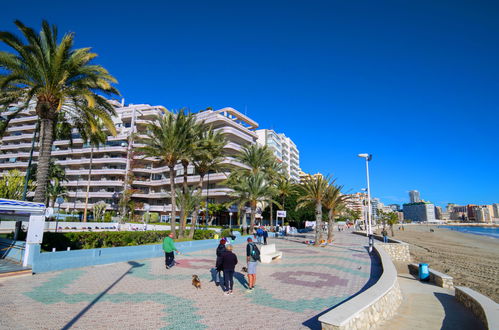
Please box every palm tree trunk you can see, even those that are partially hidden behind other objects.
[169,165,177,238]
[34,119,54,203]
[83,146,94,222]
[189,173,204,239]
[250,202,256,234]
[314,202,322,246]
[270,202,273,227]
[179,162,189,237]
[327,209,334,242]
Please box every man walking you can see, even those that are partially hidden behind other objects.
[215,239,227,286]
[163,233,178,269]
[218,244,238,295]
[246,237,260,292]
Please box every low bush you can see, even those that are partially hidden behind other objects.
[42,229,216,251]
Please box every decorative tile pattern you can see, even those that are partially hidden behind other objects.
[0,231,381,329]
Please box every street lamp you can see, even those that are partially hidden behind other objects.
[358,153,373,252]
[229,212,233,229]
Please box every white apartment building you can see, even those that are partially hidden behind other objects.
[255,129,300,182]
[0,101,258,218]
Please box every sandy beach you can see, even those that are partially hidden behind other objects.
[379,224,499,303]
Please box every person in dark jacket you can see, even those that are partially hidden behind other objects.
[217,244,238,295]
[215,239,226,286]
[263,228,268,245]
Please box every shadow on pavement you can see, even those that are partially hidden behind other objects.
[61,261,144,330]
[434,292,485,330]
[302,246,383,329]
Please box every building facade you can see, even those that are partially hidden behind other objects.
[409,190,421,203]
[402,202,436,222]
[256,129,300,182]
[0,102,259,219]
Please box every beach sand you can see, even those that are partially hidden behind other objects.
[379,224,499,303]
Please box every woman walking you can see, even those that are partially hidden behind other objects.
[217,244,238,295]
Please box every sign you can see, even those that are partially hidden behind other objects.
[277,210,287,218]
[27,215,45,244]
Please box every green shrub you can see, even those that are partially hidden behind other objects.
[41,229,216,251]
[221,229,233,237]
[150,212,159,222]
[103,212,113,222]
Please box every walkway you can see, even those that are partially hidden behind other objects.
[0,231,381,329]
[376,262,484,330]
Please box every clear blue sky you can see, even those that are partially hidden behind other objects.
[1,1,498,207]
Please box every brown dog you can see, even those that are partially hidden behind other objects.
[192,275,201,289]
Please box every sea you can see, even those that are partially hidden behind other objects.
[439,226,499,240]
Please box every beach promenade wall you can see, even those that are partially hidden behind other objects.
[455,286,499,330]
[352,231,411,262]
[29,234,248,273]
[319,245,402,330]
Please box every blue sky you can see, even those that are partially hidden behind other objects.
[1,1,498,207]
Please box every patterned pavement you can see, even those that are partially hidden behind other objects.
[0,231,381,329]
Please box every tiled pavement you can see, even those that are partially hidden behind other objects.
[0,231,382,329]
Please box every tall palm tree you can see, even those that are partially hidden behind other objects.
[176,187,201,237]
[228,172,279,234]
[82,124,107,222]
[274,175,296,226]
[177,110,202,237]
[138,112,192,238]
[236,144,276,175]
[189,128,226,239]
[296,174,331,246]
[323,182,350,242]
[0,20,119,203]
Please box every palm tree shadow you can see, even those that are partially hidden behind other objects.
[62,261,144,330]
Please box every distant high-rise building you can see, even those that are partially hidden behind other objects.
[434,206,443,220]
[493,203,499,219]
[403,202,436,222]
[389,204,401,212]
[256,129,300,182]
[409,190,421,203]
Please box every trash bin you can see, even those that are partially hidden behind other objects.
[419,263,430,281]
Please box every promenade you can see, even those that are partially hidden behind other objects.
[0,231,381,329]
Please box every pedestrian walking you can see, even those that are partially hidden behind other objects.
[381,228,388,243]
[217,244,238,295]
[263,228,268,245]
[215,239,227,286]
[256,227,264,244]
[246,237,260,292]
[162,233,179,269]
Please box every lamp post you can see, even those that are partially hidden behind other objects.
[229,212,233,229]
[358,153,373,252]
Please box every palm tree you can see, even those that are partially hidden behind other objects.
[188,128,226,239]
[236,144,276,175]
[138,112,192,238]
[0,20,119,203]
[82,125,107,222]
[177,110,202,237]
[323,182,350,242]
[274,175,296,226]
[296,174,331,246]
[228,172,279,234]
[176,188,201,237]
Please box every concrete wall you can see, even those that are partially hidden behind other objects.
[0,238,25,263]
[30,235,249,273]
[455,286,499,330]
[352,231,411,262]
[319,245,402,330]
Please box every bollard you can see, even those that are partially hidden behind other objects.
[52,248,56,252]
[67,247,71,251]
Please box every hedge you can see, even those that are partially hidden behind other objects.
[41,229,216,251]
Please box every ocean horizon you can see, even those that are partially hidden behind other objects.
[440,225,499,240]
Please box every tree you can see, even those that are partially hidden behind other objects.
[82,123,108,222]
[235,144,277,175]
[92,201,107,222]
[0,170,33,200]
[296,174,331,246]
[0,20,119,204]
[380,210,399,236]
[176,188,201,235]
[274,175,296,226]
[30,160,68,206]
[189,128,226,238]
[323,182,350,242]
[138,111,194,238]
[228,172,279,235]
